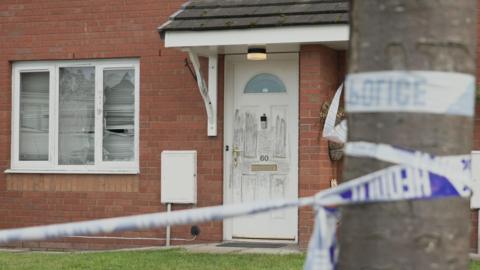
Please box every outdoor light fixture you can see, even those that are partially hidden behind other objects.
[247,47,267,61]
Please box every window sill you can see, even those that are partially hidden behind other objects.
[5,168,140,175]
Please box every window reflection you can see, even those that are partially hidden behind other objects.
[58,67,95,165]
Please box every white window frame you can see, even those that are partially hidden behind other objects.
[8,59,140,174]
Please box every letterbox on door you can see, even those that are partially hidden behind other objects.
[161,151,197,204]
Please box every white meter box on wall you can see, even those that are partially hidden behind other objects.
[161,151,197,204]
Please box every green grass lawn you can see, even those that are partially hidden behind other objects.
[0,248,305,270]
[1,249,480,270]
[471,261,480,270]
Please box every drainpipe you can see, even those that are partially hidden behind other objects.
[166,203,171,246]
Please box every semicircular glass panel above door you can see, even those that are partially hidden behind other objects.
[244,73,287,94]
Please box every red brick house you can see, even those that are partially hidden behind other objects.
[0,0,478,252]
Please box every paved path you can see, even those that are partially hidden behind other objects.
[0,242,302,255]
[470,253,480,261]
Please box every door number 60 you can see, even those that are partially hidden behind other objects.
[260,155,269,161]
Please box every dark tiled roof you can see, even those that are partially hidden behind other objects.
[159,0,348,37]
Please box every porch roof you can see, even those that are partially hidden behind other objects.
[158,1,350,137]
[158,0,349,38]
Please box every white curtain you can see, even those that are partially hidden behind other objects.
[19,72,49,161]
[103,69,135,161]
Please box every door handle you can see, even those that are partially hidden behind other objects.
[232,146,242,167]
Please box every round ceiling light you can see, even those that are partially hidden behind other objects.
[247,47,267,61]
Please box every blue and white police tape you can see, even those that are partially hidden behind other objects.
[0,143,472,270]
[0,149,468,246]
[302,142,472,270]
[304,207,339,270]
[345,141,471,198]
[321,72,473,145]
[0,197,316,244]
[345,71,475,116]
[315,70,473,269]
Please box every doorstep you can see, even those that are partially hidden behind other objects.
[181,242,301,255]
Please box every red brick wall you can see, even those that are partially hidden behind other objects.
[298,45,345,247]
[0,0,225,250]
[472,0,480,253]
[472,210,478,253]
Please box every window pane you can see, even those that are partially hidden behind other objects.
[103,69,135,161]
[19,72,49,161]
[58,67,95,165]
[244,73,286,93]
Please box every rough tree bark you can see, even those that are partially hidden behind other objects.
[339,1,477,269]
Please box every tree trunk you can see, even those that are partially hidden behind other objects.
[339,1,477,269]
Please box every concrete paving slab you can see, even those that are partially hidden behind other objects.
[470,253,480,261]
[181,242,301,255]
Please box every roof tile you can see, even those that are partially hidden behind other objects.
[159,0,348,35]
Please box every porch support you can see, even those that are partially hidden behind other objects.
[187,50,217,136]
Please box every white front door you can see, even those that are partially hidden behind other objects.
[224,54,298,241]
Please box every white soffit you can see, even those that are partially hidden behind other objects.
[164,25,349,48]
